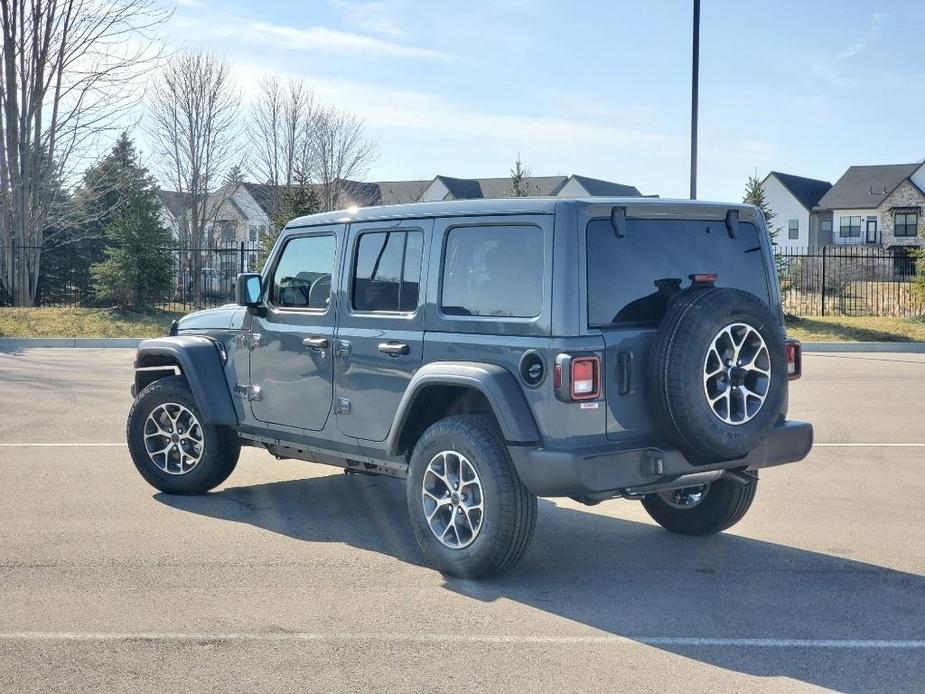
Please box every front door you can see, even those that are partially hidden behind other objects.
[249,226,344,432]
[334,219,430,441]
[866,219,878,244]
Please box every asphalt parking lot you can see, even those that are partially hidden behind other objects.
[0,348,923,692]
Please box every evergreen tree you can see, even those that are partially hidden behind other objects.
[89,136,174,308]
[509,156,530,197]
[223,164,244,188]
[744,173,786,280]
[258,184,321,270]
[743,174,779,245]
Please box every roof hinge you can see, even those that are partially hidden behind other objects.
[725,209,738,239]
[610,206,626,238]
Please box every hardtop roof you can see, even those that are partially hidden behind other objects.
[285,197,760,229]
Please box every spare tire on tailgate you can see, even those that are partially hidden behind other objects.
[648,287,786,464]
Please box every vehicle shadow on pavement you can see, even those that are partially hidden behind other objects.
[157,473,925,693]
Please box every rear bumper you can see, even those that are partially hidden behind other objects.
[508,420,813,498]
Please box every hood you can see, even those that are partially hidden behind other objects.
[177,304,247,332]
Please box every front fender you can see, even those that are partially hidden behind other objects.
[134,336,238,426]
[386,362,541,456]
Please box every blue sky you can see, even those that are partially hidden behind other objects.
[165,0,925,200]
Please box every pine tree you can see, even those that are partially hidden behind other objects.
[509,156,530,197]
[223,164,244,188]
[743,174,779,245]
[743,173,786,280]
[89,136,174,308]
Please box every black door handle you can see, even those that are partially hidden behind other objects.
[378,341,409,356]
[303,336,329,350]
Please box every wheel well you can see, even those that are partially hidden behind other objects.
[135,353,185,392]
[395,385,496,457]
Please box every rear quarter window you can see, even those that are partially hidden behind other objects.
[586,219,772,327]
[441,225,543,318]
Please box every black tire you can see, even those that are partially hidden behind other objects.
[406,415,537,579]
[641,476,757,536]
[648,287,786,464]
[127,376,240,495]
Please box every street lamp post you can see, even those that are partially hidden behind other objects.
[690,0,700,200]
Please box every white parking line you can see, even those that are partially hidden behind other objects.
[0,443,124,447]
[814,443,925,447]
[0,632,922,649]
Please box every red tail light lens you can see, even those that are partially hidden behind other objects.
[785,339,801,380]
[570,356,600,400]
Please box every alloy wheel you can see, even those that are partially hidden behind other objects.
[421,450,484,549]
[703,322,772,425]
[143,403,204,475]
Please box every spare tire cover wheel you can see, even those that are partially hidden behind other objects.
[648,288,786,463]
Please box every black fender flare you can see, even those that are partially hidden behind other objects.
[134,336,238,426]
[386,362,541,456]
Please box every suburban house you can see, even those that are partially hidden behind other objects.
[763,163,925,249]
[761,172,832,247]
[156,173,644,248]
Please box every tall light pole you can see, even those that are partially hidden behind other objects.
[690,0,700,200]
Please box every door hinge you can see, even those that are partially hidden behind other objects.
[244,384,262,401]
[335,396,352,414]
[238,333,261,349]
[334,339,352,357]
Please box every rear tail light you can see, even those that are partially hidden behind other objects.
[785,339,801,380]
[554,354,601,401]
[571,357,599,399]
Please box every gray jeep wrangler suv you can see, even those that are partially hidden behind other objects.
[127,197,812,578]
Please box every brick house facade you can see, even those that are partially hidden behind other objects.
[879,179,925,248]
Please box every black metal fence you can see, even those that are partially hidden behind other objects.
[2,241,923,317]
[778,245,923,317]
[2,240,261,312]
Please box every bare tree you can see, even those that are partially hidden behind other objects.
[250,76,316,217]
[148,51,240,300]
[0,0,167,305]
[309,106,378,212]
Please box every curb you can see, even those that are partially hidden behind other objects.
[801,342,925,353]
[0,338,143,349]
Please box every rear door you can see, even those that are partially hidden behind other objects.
[585,216,774,440]
[249,225,344,432]
[334,219,430,441]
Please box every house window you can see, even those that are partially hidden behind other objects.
[894,211,919,237]
[248,225,259,242]
[788,219,799,240]
[820,220,833,234]
[218,220,236,244]
[839,216,861,238]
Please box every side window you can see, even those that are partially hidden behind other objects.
[270,234,336,309]
[441,225,543,318]
[352,230,423,313]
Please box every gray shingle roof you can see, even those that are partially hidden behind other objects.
[767,172,832,211]
[816,164,921,210]
[241,182,286,214]
[156,190,191,220]
[434,176,484,200]
[568,174,641,197]
[429,174,640,199]
[375,179,430,205]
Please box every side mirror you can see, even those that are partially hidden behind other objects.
[236,273,263,307]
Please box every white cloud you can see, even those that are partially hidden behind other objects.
[328,0,404,38]
[837,42,863,59]
[248,22,451,60]
[171,3,452,62]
